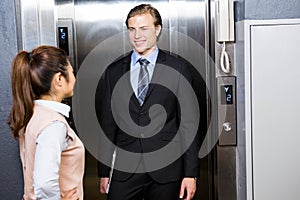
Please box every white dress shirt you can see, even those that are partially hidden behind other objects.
[33,100,71,199]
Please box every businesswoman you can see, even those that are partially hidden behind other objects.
[8,45,85,200]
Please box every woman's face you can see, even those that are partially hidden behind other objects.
[62,61,76,98]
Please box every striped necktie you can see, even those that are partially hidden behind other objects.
[137,58,150,105]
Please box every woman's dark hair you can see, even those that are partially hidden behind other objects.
[125,4,162,28]
[8,45,69,138]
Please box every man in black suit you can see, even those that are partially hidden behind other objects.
[96,4,200,200]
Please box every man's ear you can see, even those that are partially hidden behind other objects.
[155,25,162,37]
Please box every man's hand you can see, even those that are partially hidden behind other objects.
[99,177,110,194]
[179,177,197,200]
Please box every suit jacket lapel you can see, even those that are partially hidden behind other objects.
[121,52,141,107]
[144,50,166,102]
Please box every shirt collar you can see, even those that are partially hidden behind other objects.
[34,100,71,118]
[131,47,159,66]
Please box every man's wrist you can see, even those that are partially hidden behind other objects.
[184,177,198,181]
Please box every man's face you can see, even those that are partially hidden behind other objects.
[127,13,161,57]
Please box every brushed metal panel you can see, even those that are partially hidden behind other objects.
[73,0,207,75]
[217,146,237,200]
[17,0,56,50]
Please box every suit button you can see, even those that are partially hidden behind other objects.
[141,133,144,138]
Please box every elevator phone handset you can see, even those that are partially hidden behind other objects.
[216,0,235,42]
[215,0,235,74]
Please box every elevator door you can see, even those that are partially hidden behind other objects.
[56,0,213,199]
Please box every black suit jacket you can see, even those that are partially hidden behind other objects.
[96,49,201,184]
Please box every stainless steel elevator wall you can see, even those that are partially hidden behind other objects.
[73,0,207,76]
[66,1,210,199]
[18,0,213,199]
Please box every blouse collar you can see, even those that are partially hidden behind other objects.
[34,99,71,118]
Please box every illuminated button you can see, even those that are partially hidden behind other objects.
[223,122,232,132]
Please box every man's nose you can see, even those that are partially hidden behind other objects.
[134,29,142,38]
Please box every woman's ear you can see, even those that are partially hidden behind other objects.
[54,72,63,86]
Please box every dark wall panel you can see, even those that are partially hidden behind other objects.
[244,0,300,20]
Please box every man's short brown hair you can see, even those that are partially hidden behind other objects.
[125,4,162,28]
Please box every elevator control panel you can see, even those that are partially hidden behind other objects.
[57,19,76,72]
[217,76,236,146]
[58,27,69,55]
